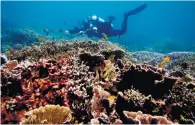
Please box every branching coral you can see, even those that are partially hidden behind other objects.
[164,82,195,124]
[21,105,72,124]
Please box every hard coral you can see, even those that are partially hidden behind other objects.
[98,60,116,82]
[115,89,166,117]
[1,28,40,47]
[100,49,125,61]
[117,64,177,98]
[21,105,72,124]
[122,111,173,124]
[165,82,195,124]
[1,40,194,124]
[13,43,23,50]
[79,51,105,70]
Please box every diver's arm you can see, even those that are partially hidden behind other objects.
[68,27,85,34]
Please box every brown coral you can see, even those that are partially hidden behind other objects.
[21,105,72,124]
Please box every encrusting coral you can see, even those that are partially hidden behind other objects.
[20,105,72,124]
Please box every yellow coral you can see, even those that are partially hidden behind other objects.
[99,60,116,81]
[21,105,72,124]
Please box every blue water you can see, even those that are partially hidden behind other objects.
[1,1,195,53]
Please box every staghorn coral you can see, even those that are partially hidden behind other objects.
[21,105,72,124]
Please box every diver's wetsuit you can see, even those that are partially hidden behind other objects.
[68,4,147,38]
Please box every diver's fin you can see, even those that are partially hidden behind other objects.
[124,4,147,17]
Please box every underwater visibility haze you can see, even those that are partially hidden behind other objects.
[1,1,195,125]
[1,1,195,53]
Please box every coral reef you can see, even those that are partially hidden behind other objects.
[13,43,23,50]
[1,29,41,53]
[131,51,164,64]
[116,64,177,98]
[164,82,195,124]
[115,89,166,117]
[1,40,194,124]
[2,29,40,45]
[79,51,105,70]
[122,110,173,124]
[100,49,125,61]
[131,51,195,77]
[21,105,72,124]
[6,40,123,62]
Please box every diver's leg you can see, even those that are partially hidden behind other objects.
[112,4,147,36]
[110,29,124,36]
[109,16,128,36]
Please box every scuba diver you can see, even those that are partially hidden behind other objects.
[64,4,147,38]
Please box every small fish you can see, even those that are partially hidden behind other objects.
[108,95,116,104]
[158,62,165,68]
[102,33,108,40]
[108,95,116,100]
[163,56,170,63]
[38,37,45,41]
